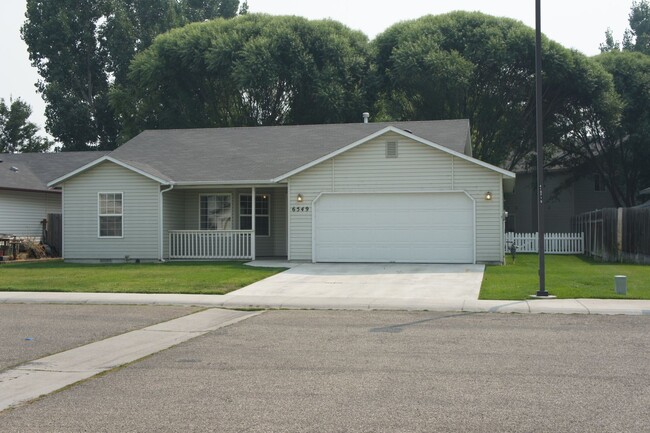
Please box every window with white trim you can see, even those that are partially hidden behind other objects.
[98,193,123,238]
[200,194,232,230]
[240,194,270,236]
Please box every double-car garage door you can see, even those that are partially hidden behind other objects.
[313,192,474,263]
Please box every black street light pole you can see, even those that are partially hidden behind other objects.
[535,0,548,297]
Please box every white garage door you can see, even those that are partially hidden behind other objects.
[313,192,474,263]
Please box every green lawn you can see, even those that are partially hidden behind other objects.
[480,254,650,300]
[0,261,286,295]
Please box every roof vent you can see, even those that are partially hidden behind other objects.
[362,112,370,124]
[10,166,18,172]
[403,129,413,134]
[386,141,398,158]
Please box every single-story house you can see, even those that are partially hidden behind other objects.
[48,120,515,264]
[0,152,107,239]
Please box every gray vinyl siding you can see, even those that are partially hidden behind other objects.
[573,175,616,214]
[271,188,288,256]
[505,172,616,233]
[288,162,333,260]
[62,161,160,262]
[175,187,287,257]
[452,158,502,262]
[288,132,505,263]
[0,189,61,238]
[162,188,185,259]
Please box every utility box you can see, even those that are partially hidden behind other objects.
[614,275,627,295]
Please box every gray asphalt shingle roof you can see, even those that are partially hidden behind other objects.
[0,152,108,192]
[109,120,471,183]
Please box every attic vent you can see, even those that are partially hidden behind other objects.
[386,141,398,158]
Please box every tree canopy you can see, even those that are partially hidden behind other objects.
[17,2,649,203]
[21,0,243,151]
[601,0,650,54]
[592,51,650,205]
[371,12,618,171]
[112,14,370,141]
[0,98,51,154]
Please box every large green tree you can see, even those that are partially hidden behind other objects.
[570,51,650,206]
[371,12,617,170]
[624,0,650,53]
[112,14,370,141]
[21,0,241,151]
[0,98,52,153]
[601,1,650,54]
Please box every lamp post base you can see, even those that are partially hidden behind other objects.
[530,293,557,299]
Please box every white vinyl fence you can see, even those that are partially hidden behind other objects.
[505,232,584,254]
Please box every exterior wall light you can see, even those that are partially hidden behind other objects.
[297,193,304,203]
[485,192,492,201]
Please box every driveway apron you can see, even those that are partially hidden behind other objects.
[227,263,485,302]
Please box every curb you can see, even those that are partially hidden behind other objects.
[1,292,649,316]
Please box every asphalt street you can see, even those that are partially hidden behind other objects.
[0,304,200,371]
[1,309,649,432]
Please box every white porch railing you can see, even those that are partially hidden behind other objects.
[169,230,253,259]
[505,232,584,254]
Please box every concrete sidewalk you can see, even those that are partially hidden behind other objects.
[1,291,649,315]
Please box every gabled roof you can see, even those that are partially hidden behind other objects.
[47,156,173,187]
[102,120,473,184]
[274,126,514,182]
[0,151,108,192]
[47,119,515,187]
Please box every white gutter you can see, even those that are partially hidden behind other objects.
[159,184,175,262]
[171,180,276,186]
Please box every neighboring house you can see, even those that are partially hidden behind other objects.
[505,170,617,233]
[48,120,515,264]
[636,187,650,208]
[0,152,107,238]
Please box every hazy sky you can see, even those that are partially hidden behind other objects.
[0,0,632,137]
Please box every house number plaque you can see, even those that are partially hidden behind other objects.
[291,206,310,213]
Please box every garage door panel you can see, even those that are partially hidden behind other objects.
[318,212,472,228]
[314,192,474,263]
[316,245,473,263]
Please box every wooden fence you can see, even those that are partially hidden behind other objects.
[505,232,584,254]
[572,207,650,264]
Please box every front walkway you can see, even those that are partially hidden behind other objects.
[0,308,259,411]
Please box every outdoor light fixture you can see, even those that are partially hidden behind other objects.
[297,193,304,203]
[485,192,492,200]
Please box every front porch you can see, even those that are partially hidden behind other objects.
[169,230,254,259]
[162,185,288,260]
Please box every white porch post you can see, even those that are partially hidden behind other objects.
[251,186,256,260]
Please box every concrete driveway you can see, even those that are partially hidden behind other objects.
[227,263,485,304]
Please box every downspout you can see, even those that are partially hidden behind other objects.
[159,184,175,262]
